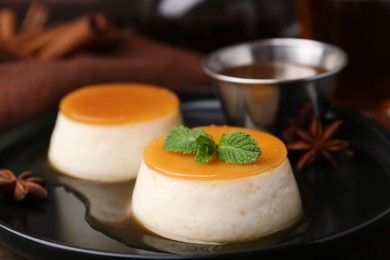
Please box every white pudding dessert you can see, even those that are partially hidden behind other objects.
[131,125,302,244]
[48,83,182,182]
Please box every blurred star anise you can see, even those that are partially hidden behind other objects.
[283,103,354,171]
[0,169,48,201]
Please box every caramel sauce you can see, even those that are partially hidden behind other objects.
[221,62,327,80]
[35,155,308,254]
[60,83,179,125]
[144,125,287,180]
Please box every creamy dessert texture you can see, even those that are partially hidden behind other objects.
[48,83,182,181]
[131,125,302,244]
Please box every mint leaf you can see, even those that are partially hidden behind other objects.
[216,131,261,164]
[163,126,262,165]
[163,125,207,154]
[195,135,216,164]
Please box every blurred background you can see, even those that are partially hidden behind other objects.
[0,0,299,52]
[2,0,389,115]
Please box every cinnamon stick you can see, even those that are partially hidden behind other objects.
[19,1,49,36]
[0,8,17,40]
[36,13,117,60]
[0,2,117,61]
[17,23,71,56]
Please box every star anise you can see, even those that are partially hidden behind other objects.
[0,169,48,201]
[283,104,353,171]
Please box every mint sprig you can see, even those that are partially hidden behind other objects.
[163,125,261,164]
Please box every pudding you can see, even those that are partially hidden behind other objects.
[131,125,302,244]
[48,83,182,182]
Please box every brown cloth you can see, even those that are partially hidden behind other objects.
[0,29,211,132]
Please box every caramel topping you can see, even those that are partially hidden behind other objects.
[60,83,179,125]
[144,125,287,180]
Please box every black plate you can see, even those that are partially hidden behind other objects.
[0,100,389,260]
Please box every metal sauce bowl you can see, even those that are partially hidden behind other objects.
[202,38,347,135]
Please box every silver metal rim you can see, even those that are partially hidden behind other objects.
[202,38,348,85]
